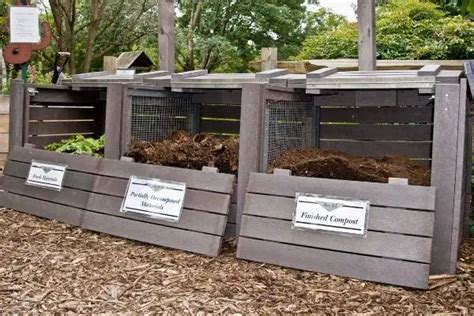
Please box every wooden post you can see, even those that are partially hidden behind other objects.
[261,48,278,71]
[357,0,376,71]
[159,0,176,73]
[103,56,117,74]
[104,83,124,159]
[431,83,462,274]
[9,79,26,150]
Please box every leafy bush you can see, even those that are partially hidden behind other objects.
[44,134,105,157]
[297,0,474,60]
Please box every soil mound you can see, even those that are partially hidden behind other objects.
[270,148,431,186]
[126,131,239,174]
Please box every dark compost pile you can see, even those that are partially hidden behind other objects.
[127,131,239,175]
[270,148,431,186]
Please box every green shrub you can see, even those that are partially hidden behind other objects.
[44,134,105,157]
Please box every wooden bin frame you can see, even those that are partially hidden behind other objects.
[238,79,471,275]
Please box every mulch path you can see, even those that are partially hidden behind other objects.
[0,208,472,313]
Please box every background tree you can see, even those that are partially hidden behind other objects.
[297,0,474,60]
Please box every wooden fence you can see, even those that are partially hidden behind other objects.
[3,146,235,256]
[237,172,436,289]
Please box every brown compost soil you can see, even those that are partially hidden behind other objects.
[0,209,472,313]
[270,148,431,186]
[126,131,239,175]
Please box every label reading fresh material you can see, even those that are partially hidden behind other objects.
[26,160,67,191]
[293,194,369,237]
[121,176,186,222]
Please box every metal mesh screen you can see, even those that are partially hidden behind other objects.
[131,95,197,142]
[264,100,314,168]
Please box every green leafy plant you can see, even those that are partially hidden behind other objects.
[44,134,105,157]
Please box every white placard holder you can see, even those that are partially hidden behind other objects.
[293,193,369,237]
[26,160,67,191]
[121,176,186,222]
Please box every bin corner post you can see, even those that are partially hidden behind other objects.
[104,83,125,159]
[431,82,462,275]
[237,83,266,233]
[9,79,27,151]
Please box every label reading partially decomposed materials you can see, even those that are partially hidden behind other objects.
[293,194,369,237]
[26,160,67,191]
[121,176,186,222]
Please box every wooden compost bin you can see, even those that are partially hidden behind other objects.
[105,69,290,237]
[2,145,234,256]
[237,66,471,288]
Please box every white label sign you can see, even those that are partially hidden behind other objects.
[26,160,67,191]
[121,176,186,222]
[9,7,41,43]
[293,194,369,237]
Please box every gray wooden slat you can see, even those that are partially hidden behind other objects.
[247,173,436,210]
[397,90,433,106]
[5,160,232,215]
[430,83,461,274]
[5,176,90,210]
[7,147,235,194]
[30,89,99,105]
[200,120,240,134]
[418,65,441,76]
[237,237,429,289]
[201,105,241,119]
[307,68,338,79]
[192,90,242,106]
[29,121,97,135]
[7,146,101,173]
[256,69,289,79]
[82,211,222,256]
[172,70,208,80]
[355,90,397,107]
[320,124,432,141]
[240,215,431,262]
[320,140,432,159]
[87,193,227,236]
[4,192,84,226]
[320,107,433,123]
[243,193,434,236]
[97,159,235,194]
[29,107,96,120]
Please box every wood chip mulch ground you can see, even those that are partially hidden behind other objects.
[0,208,472,314]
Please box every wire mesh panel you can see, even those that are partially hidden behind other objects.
[131,95,198,142]
[263,100,314,169]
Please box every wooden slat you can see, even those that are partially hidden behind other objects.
[29,107,95,121]
[4,192,84,226]
[320,140,432,159]
[320,124,433,141]
[237,238,429,289]
[247,173,436,210]
[87,193,227,236]
[201,105,241,119]
[9,80,25,150]
[200,120,240,134]
[7,147,235,194]
[104,83,124,159]
[82,211,222,256]
[240,216,431,262]
[192,90,242,106]
[30,89,99,105]
[244,193,434,236]
[29,121,97,135]
[5,160,232,215]
[320,107,433,123]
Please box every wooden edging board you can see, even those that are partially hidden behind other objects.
[237,172,436,289]
[2,146,235,256]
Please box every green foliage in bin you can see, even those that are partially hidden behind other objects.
[44,134,105,157]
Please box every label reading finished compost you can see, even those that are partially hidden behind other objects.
[26,160,67,191]
[121,176,186,222]
[293,194,369,237]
